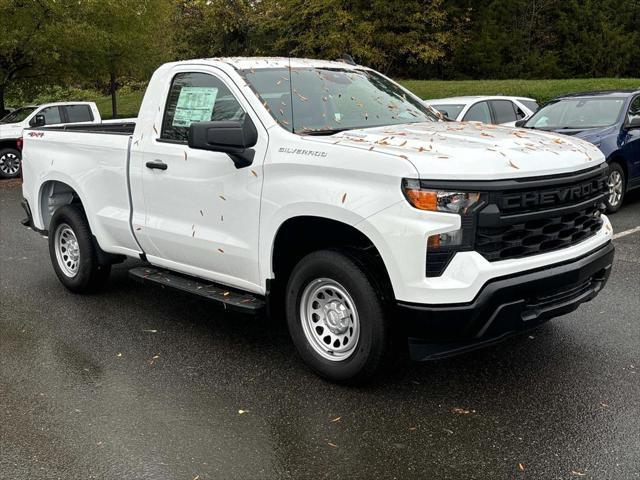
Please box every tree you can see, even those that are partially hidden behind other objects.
[171,0,255,60]
[65,0,172,117]
[0,0,68,112]
[255,0,452,77]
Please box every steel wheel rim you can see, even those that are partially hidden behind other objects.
[608,170,623,207]
[54,223,80,277]
[299,278,360,361]
[0,152,19,175]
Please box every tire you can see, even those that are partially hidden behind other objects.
[605,162,625,213]
[48,204,111,293]
[285,249,395,383]
[0,148,21,179]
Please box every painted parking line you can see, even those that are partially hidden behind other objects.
[613,226,640,240]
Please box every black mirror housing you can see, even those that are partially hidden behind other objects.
[514,119,527,128]
[33,114,46,127]
[188,117,258,168]
[625,117,640,129]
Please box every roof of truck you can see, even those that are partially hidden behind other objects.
[180,56,364,70]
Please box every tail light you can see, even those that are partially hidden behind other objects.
[16,137,23,151]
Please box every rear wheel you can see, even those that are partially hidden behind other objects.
[285,250,395,383]
[48,205,111,293]
[0,148,21,178]
[605,162,625,213]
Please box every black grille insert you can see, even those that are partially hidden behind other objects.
[476,204,603,261]
[474,166,607,263]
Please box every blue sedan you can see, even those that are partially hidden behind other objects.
[520,90,640,212]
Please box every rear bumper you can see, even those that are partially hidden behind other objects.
[400,242,614,360]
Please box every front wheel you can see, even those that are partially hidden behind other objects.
[605,162,625,213]
[48,205,111,293]
[0,148,21,178]
[285,250,395,383]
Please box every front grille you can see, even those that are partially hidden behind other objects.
[476,204,603,261]
[422,165,608,276]
[474,167,607,262]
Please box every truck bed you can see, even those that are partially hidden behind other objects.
[21,123,138,256]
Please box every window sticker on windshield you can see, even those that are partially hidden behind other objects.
[172,87,218,127]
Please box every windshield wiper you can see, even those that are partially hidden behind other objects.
[299,128,353,136]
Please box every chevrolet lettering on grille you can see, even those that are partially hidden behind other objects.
[499,177,607,211]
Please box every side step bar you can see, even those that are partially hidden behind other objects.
[129,267,265,313]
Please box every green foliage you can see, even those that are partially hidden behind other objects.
[7,84,99,106]
[254,0,453,75]
[401,78,640,104]
[0,0,74,110]
[3,0,639,112]
[439,0,640,79]
[171,0,255,59]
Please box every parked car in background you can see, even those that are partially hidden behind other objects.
[519,90,640,212]
[425,96,539,126]
[0,102,101,178]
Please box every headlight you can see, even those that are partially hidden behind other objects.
[402,179,480,214]
[402,179,483,277]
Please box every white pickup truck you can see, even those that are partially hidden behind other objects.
[0,101,101,178]
[21,58,614,382]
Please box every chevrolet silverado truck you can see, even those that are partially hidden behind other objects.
[21,58,615,382]
[0,101,101,178]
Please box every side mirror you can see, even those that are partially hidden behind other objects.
[514,119,527,128]
[188,117,258,168]
[33,114,46,127]
[625,116,640,129]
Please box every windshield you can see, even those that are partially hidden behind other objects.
[429,104,464,120]
[239,67,438,134]
[0,107,37,124]
[525,97,625,129]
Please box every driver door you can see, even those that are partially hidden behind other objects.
[134,68,267,292]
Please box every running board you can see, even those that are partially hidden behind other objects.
[129,267,265,313]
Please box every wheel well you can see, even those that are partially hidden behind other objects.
[0,139,19,151]
[39,181,84,230]
[607,155,628,184]
[271,216,394,297]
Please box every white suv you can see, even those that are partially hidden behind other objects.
[425,96,538,126]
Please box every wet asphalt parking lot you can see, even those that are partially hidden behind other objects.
[1,180,639,480]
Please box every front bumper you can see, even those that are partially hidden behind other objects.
[399,242,614,360]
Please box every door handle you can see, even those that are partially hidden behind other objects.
[146,160,168,171]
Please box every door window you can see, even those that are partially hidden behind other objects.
[41,106,62,125]
[490,100,518,123]
[161,72,246,143]
[65,104,94,123]
[463,101,491,123]
[514,105,528,119]
[521,100,539,113]
[627,96,640,124]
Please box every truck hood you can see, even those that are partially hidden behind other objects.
[308,122,604,180]
[0,122,24,140]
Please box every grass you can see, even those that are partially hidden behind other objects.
[94,92,144,119]
[92,78,640,119]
